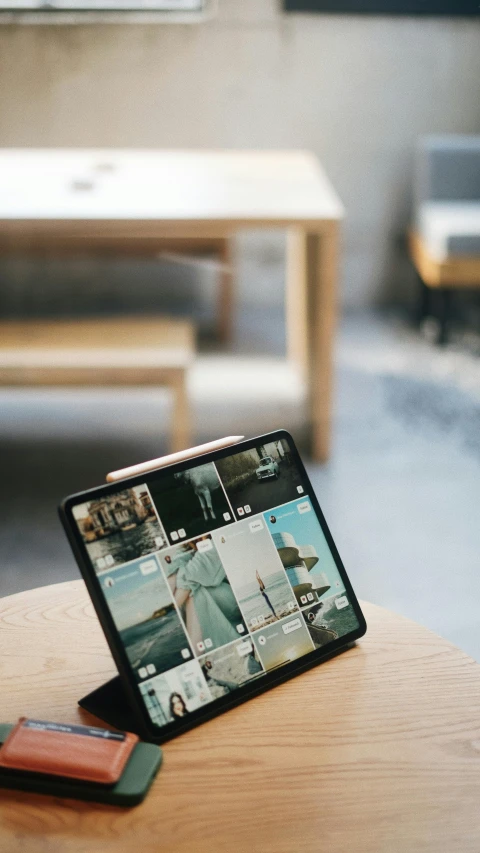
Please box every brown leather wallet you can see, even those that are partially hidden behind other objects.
[0,718,138,785]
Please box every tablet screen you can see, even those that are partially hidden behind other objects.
[70,435,362,731]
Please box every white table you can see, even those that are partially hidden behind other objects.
[0,149,344,460]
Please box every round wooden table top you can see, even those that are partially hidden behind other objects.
[1,580,480,853]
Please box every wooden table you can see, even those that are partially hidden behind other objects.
[1,580,480,853]
[0,149,344,461]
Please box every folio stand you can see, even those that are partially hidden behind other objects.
[78,436,244,737]
[79,676,140,734]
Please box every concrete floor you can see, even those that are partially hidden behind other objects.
[1,306,479,661]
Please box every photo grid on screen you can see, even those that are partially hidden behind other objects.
[72,438,359,727]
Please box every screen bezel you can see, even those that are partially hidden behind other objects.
[60,429,367,743]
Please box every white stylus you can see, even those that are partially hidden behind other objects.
[106,436,245,483]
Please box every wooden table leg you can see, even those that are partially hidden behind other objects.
[171,369,191,453]
[297,222,339,463]
[286,227,309,379]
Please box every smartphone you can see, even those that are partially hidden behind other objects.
[60,430,366,744]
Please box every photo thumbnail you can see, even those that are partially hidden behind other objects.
[302,594,359,648]
[101,554,192,682]
[215,437,305,519]
[158,535,247,656]
[212,518,298,633]
[148,462,233,544]
[265,497,345,608]
[73,485,167,572]
[199,638,263,699]
[139,660,211,727]
[252,613,314,672]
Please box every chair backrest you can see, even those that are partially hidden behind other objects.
[415,135,480,207]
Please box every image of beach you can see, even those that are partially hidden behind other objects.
[212,517,298,633]
[139,660,211,727]
[302,594,360,649]
[265,497,346,605]
[251,613,314,672]
[199,638,264,699]
[101,554,192,681]
[73,484,167,572]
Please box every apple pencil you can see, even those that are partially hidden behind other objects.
[106,436,245,483]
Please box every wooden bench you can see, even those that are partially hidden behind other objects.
[0,316,194,452]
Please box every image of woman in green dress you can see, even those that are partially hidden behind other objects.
[164,537,245,650]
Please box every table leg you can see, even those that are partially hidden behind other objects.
[286,227,309,379]
[171,369,191,453]
[299,223,339,463]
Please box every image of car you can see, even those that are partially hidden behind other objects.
[255,457,279,480]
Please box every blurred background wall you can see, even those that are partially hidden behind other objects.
[1,0,480,313]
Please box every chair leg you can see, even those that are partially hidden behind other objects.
[416,273,431,327]
[217,237,234,345]
[436,288,452,346]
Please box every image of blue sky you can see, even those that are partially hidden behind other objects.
[101,555,173,632]
[264,498,345,593]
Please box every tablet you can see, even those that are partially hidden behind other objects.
[60,430,366,742]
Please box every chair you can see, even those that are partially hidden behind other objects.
[408,135,480,344]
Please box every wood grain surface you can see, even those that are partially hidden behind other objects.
[1,581,480,852]
[0,316,194,364]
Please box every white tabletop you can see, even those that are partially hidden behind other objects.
[0,149,344,223]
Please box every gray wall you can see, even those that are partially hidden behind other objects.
[0,0,479,310]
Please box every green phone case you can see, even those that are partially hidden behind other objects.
[0,723,162,806]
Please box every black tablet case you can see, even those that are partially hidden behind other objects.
[79,676,140,733]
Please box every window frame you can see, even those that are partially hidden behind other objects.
[0,0,213,23]
[284,0,480,15]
